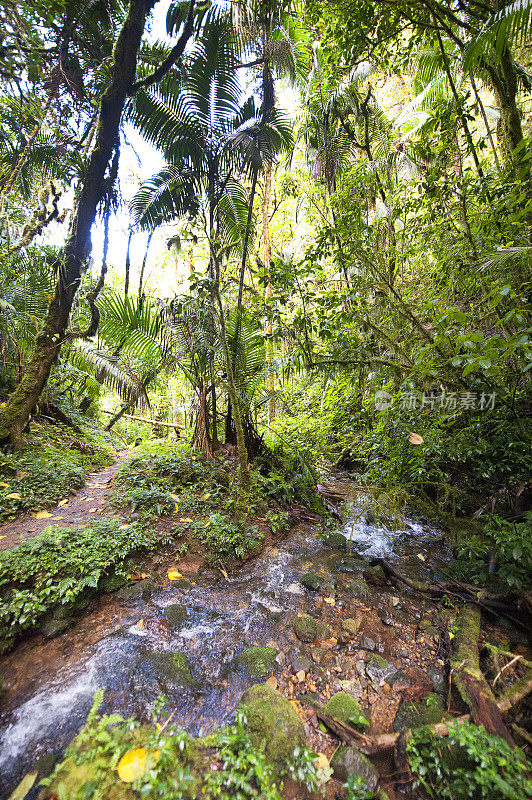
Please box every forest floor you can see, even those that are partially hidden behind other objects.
[0,450,131,550]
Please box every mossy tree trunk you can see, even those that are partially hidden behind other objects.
[0,0,153,449]
[484,49,528,175]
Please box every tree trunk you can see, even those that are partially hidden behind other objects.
[484,49,527,172]
[124,227,134,296]
[192,379,212,458]
[450,605,515,747]
[0,0,152,449]
[262,164,275,428]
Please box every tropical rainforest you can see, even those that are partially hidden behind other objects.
[0,0,531,799]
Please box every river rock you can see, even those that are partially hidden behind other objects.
[326,555,367,574]
[324,692,369,730]
[292,655,312,673]
[239,684,306,777]
[140,651,194,687]
[172,577,193,590]
[359,635,376,651]
[344,576,372,600]
[365,654,397,684]
[236,646,277,676]
[330,746,378,789]
[99,572,128,593]
[116,577,155,600]
[293,614,331,643]
[164,603,187,627]
[299,572,322,591]
[393,695,445,731]
[321,531,349,550]
[428,665,446,694]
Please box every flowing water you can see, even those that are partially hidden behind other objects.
[0,482,451,798]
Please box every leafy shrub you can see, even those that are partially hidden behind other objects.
[190,513,263,563]
[0,516,172,651]
[343,775,375,799]
[407,722,532,799]
[451,512,532,590]
[122,486,176,515]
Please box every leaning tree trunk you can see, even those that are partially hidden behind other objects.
[0,0,152,449]
[262,164,275,429]
[484,48,527,174]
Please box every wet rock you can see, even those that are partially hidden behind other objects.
[344,576,372,600]
[418,617,433,631]
[326,555,367,574]
[339,678,363,698]
[36,760,100,799]
[342,616,363,637]
[293,614,331,643]
[172,578,193,591]
[363,565,385,581]
[239,684,306,778]
[330,746,378,789]
[390,596,400,607]
[393,695,445,731]
[386,669,411,688]
[164,603,187,627]
[40,591,95,637]
[299,572,322,591]
[292,655,312,673]
[116,577,155,601]
[324,692,369,730]
[236,646,277,677]
[321,531,349,550]
[359,636,376,651]
[365,654,397,684]
[140,651,194,687]
[428,665,446,694]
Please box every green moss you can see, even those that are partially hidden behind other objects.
[141,651,195,687]
[293,614,331,642]
[393,695,445,731]
[324,692,369,731]
[236,646,277,676]
[239,684,306,777]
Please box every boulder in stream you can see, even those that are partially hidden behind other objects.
[140,651,195,687]
[293,614,331,643]
[164,603,187,627]
[236,646,277,677]
[330,746,378,789]
[324,691,369,730]
[344,576,372,600]
[326,555,368,574]
[239,684,306,777]
[321,531,349,550]
[116,577,156,601]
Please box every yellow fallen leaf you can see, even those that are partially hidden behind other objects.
[137,619,144,630]
[117,748,160,783]
[120,524,129,529]
[89,508,97,513]
[0,482,9,488]
[266,675,278,690]
[315,753,330,772]
[169,493,180,502]
[174,502,179,513]
[34,511,53,519]
[324,597,335,605]
[168,570,183,580]
[180,517,193,523]
[0,402,6,408]
[417,553,426,561]
[0,535,6,540]
[5,492,21,499]
[7,769,38,799]
[219,567,228,580]
[52,515,64,520]
[202,492,211,500]
[58,499,69,508]
[408,432,424,445]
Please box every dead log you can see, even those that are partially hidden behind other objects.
[497,667,532,714]
[100,410,184,429]
[450,605,515,746]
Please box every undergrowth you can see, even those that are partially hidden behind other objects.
[0,516,173,652]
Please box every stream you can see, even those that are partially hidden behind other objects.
[0,478,452,798]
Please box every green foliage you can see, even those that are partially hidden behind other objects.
[191,512,263,564]
[343,775,375,800]
[0,517,172,651]
[0,417,117,520]
[407,722,532,799]
[452,512,532,590]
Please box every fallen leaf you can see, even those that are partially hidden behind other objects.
[58,499,69,508]
[416,553,426,561]
[180,517,193,523]
[169,493,180,502]
[266,676,278,690]
[0,402,5,408]
[296,669,306,682]
[219,567,228,579]
[202,492,211,499]
[321,638,338,649]
[314,753,330,772]
[408,432,424,445]
[5,492,21,499]
[117,748,160,783]
[119,524,129,529]
[0,482,9,488]
[89,508,97,513]
[52,515,64,520]
[174,502,179,513]
[168,570,183,580]
[324,597,335,605]
[137,619,144,630]
[7,770,38,800]
[34,511,53,519]
[0,535,6,540]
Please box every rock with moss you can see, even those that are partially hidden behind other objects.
[324,692,369,731]
[239,684,306,777]
[173,577,193,591]
[393,694,445,731]
[330,746,378,789]
[365,654,397,684]
[327,555,367,574]
[164,603,187,627]
[344,576,372,600]
[116,577,155,600]
[293,614,331,643]
[236,646,277,677]
[140,651,194,687]
[99,571,129,593]
[321,531,349,550]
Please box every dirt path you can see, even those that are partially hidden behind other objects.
[0,450,131,551]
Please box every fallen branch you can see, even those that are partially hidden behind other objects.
[450,605,514,746]
[100,410,184,429]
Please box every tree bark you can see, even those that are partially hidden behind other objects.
[0,0,154,449]
[484,48,527,171]
[450,605,515,746]
[262,164,275,428]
